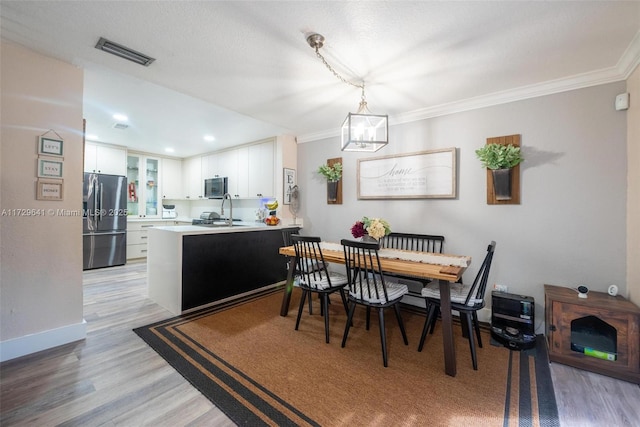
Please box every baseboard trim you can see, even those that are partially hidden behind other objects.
[0,319,87,362]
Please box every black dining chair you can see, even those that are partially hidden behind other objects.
[379,232,445,253]
[282,227,315,314]
[379,232,445,294]
[340,239,409,367]
[417,241,496,370]
[291,235,349,343]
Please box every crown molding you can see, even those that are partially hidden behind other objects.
[298,30,640,144]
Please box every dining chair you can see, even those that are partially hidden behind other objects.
[417,241,496,370]
[379,232,445,254]
[291,235,349,343]
[340,239,409,367]
[282,227,314,314]
[379,232,446,297]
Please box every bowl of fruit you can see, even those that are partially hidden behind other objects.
[264,215,280,226]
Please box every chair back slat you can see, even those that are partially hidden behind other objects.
[380,232,445,253]
[341,239,391,304]
[463,241,496,306]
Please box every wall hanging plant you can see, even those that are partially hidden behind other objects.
[476,135,523,204]
[317,158,342,204]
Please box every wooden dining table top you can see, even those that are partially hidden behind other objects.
[278,244,468,283]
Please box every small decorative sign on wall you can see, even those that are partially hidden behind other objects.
[38,136,64,157]
[283,168,296,205]
[36,179,64,201]
[37,157,64,179]
[357,148,457,199]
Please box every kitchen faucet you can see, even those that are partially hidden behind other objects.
[221,193,233,226]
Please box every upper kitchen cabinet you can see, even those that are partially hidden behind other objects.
[247,139,275,198]
[182,156,203,199]
[217,149,242,198]
[84,142,127,176]
[127,154,161,218]
[161,158,182,200]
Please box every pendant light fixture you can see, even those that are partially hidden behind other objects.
[307,33,388,152]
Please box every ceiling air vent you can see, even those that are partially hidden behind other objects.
[113,123,129,130]
[95,37,155,66]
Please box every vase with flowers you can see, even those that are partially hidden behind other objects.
[351,216,391,242]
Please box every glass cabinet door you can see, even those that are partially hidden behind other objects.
[145,158,159,216]
[126,155,140,217]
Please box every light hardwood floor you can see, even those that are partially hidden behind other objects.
[1,261,639,426]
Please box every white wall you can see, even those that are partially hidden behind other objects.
[1,41,85,361]
[297,82,628,332]
[627,65,640,306]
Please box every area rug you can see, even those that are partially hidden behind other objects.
[134,288,558,426]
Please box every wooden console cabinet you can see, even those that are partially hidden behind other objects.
[545,284,640,384]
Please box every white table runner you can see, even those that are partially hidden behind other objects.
[319,242,471,268]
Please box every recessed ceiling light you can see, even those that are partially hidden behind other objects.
[113,113,128,122]
[204,135,215,142]
[165,148,175,153]
[86,134,98,140]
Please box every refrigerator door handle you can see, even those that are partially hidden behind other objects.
[93,182,99,221]
[99,182,104,220]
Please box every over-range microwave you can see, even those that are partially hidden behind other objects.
[204,177,228,199]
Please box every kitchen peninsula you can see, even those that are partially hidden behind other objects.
[147,222,299,315]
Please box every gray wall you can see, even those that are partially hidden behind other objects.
[297,82,627,331]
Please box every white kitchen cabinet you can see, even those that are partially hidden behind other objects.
[247,140,275,198]
[217,149,241,197]
[127,154,161,218]
[84,142,127,175]
[182,156,204,200]
[126,220,168,259]
[201,154,218,181]
[161,158,182,200]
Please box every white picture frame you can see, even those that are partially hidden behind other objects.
[357,148,457,199]
[283,168,296,205]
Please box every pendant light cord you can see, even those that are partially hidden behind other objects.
[312,44,364,91]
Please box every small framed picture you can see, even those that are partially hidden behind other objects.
[37,157,64,178]
[283,168,296,205]
[36,179,64,201]
[38,136,64,157]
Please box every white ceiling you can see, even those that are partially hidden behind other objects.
[1,1,639,158]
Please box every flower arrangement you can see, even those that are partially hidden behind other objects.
[351,216,391,240]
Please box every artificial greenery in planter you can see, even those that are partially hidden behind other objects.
[317,162,342,202]
[317,162,343,181]
[475,143,524,200]
[475,143,524,170]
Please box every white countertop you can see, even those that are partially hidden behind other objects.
[151,221,302,235]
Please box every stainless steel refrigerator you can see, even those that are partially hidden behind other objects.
[83,173,127,270]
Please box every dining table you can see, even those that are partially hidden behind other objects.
[278,242,471,377]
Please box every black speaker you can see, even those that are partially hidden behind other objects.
[491,291,536,350]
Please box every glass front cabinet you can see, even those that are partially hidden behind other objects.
[126,154,160,218]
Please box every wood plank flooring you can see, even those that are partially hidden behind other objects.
[2,261,639,426]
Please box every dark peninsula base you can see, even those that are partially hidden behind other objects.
[182,229,287,311]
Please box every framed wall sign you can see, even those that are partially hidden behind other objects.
[38,136,64,157]
[357,148,457,199]
[36,179,64,201]
[283,168,296,205]
[37,157,64,178]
